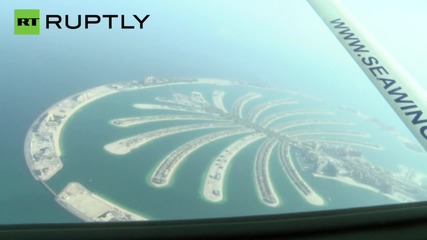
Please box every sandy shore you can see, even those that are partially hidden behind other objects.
[254,139,280,207]
[31,77,246,165]
[23,77,275,220]
[247,99,299,123]
[312,174,415,203]
[232,93,262,119]
[313,174,380,193]
[204,133,265,202]
[212,90,228,113]
[196,78,234,86]
[151,128,252,187]
[274,120,353,132]
[111,115,223,128]
[298,138,383,150]
[287,130,370,138]
[24,85,119,181]
[280,144,325,206]
[260,110,335,127]
[50,86,118,157]
[57,182,147,222]
[27,77,262,169]
[105,123,238,155]
[28,77,243,178]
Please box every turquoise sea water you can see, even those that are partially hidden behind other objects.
[42,83,426,221]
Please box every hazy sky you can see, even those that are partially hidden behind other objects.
[0,0,425,119]
[1,1,425,89]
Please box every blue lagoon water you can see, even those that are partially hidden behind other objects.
[40,83,424,221]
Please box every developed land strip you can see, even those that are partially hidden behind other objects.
[111,115,225,127]
[254,139,280,207]
[272,120,354,133]
[296,138,383,150]
[213,90,228,113]
[279,143,325,206]
[57,182,147,222]
[286,130,370,138]
[246,99,299,123]
[133,103,207,114]
[204,133,266,202]
[312,174,416,203]
[259,110,335,127]
[232,93,262,119]
[151,128,253,187]
[25,85,119,181]
[25,78,253,181]
[104,122,238,155]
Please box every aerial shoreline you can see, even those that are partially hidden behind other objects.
[24,77,247,181]
[24,84,119,181]
[254,139,280,207]
[23,76,425,222]
[150,128,252,187]
[56,182,147,222]
[104,122,238,155]
[280,143,325,206]
[203,133,266,203]
[312,174,416,203]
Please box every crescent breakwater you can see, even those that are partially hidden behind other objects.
[24,84,118,181]
[23,77,244,221]
[24,77,241,181]
[56,182,146,222]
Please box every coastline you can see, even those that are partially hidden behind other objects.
[150,128,252,187]
[203,133,265,202]
[110,115,224,128]
[297,138,383,150]
[24,77,247,180]
[254,139,280,207]
[24,84,119,181]
[104,122,237,155]
[280,144,325,206]
[312,174,416,203]
[274,120,354,133]
[56,182,147,222]
[24,77,251,222]
[313,174,380,193]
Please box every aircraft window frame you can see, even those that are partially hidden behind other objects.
[2,201,427,239]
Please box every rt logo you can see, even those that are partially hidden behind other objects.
[15,9,40,35]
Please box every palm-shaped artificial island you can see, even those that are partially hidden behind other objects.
[25,77,427,222]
